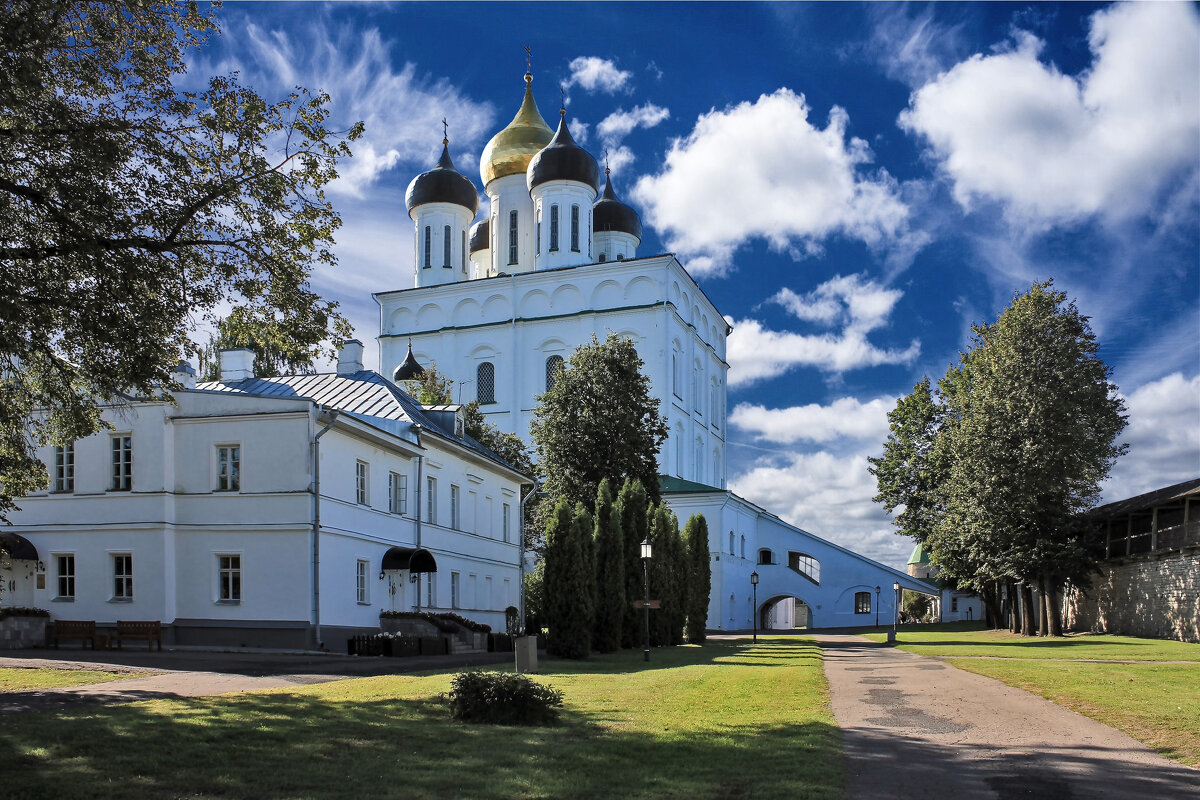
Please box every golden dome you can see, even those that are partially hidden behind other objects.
[480,73,553,187]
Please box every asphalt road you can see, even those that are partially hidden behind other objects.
[813,633,1199,800]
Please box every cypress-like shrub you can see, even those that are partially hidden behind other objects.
[617,478,650,649]
[592,478,625,653]
[685,513,712,643]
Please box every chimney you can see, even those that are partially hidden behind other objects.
[173,360,196,390]
[219,348,255,382]
[337,339,365,375]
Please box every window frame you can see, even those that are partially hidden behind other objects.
[355,460,370,506]
[53,443,74,493]
[476,361,496,404]
[443,224,452,268]
[549,204,559,251]
[427,476,437,524]
[110,434,132,491]
[570,204,580,251]
[389,471,408,515]
[356,558,370,605]
[451,571,461,609]
[423,225,431,268]
[217,554,242,604]
[854,591,871,615]
[502,502,511,543]
[216,444,240,492]
[450,484,460,530]
[545,355,564,392]
[55,554,75,600]
[111,553,133,601]
[508,209,519,265]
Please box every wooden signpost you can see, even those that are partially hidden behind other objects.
[633,599,661,609]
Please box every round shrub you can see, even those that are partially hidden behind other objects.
[445,670,564,726]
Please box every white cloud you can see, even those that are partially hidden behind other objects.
[726,274,920,385]
[1102,372,1200,502]
[861,4,967,87]
[604,145,636,176]
[596,103,671,140]
[898,2,1200,225]
[201,18,495,197]
[730,396,896,445]
[562,56,632,94]
[632,89,915,276]
[569,118,589,144]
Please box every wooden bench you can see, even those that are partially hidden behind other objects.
[46,620,107,650]
[115,620,163,651]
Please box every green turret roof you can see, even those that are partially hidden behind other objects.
[908,543,931,565]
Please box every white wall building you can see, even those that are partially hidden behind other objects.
[2,344,530,648]
[375,70,933,631]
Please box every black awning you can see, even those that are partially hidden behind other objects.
[0,532,38,561]
[381,546,437,573]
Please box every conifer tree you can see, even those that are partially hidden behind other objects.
[592,479,625,653]
[617,478,650,649]
[684,514,712,643]
[649,504,685,646]
[542,498,573,657]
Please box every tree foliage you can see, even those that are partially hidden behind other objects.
[398,364,454,406]
[648,504,685,647]
[684,513,712,643]
[0,1,360,518]
[591,479,625,653]
[870,281,1127,634]
[530,333,668,523]
[543,499,594,659]
[197,310,329,381]
[617,477,651,650]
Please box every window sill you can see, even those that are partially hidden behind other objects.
[216,599,241,606]
[109,597,133,603]
[51,597,75,603]
[357,601,371,606]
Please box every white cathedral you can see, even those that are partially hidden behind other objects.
[375,71,933,633]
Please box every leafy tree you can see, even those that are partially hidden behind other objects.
[617,478,651,650]
[530,333,668,525]
[543,498,594,659]
[684,513,712,643]
[398,365,454,405]
[901,591,932,623]
[523,560,545,635]
[591,479,625,653]
[196,310,330,380]
[462,402,535,477]
[1,1,359,519]
[648,504,684,646]
[871,281,1127,635]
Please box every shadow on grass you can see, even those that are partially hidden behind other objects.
[0,687,842,800]
[542,637,820,675]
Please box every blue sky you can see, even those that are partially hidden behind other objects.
[197,2,1199,568]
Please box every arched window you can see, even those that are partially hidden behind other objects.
[476,362,496,405]
[545,355,564,392]
[549,204,559,251]
[729,531,735,554]
[758,548,773,565]
[695,438,704,484]
[714,449,722,487]
[461,230,467,273]
[788,552,820,584]
[423,226,431,268]
[855,592,871,614]
[536,205,541,255]
[570,204,580,251]
[740,535,745,558]
[443,225,451,267]
[508,210,519,265]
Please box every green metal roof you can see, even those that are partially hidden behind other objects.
[658,475,725,494]
[907,543,931,565]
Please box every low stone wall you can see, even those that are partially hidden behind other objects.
[1064,546,1199,643]
[0,616,48,649]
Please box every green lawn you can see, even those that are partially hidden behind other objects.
[859,625,1200,766]
[0,668,145,692]
[0,637,842,800]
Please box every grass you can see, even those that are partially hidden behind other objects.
[0,637,842,800]
[0,668,146,692]
[860,623,1200,766]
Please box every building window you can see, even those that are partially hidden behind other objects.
[356,460,369,505]
[451,571,461,609]
[427,476,437,524]
[789,552,821,584]
[740,535,746,558]
[855,592,871,614]
[112,554,133,600]
[570,204,580,251]
[536,206,542,255]
[549,204,559,251]
[461,230,467,273]
[710,380,720,421]
[508,210,518,265]
[389,472,407,515]
[450,484,460,530]
[443,225,452,267]
[545,355,564,392]
[951,596,958,612]
[477,361,496,404]
[758,548,773,565]
[357,559,369,604]
[503,502,511,543]
[423,226,431,268]
[216,445,240,491]
[425,572,435,607]
[56,554,75,600]
[672,353,682,399]
[218,555,241,602]
[693,362,702,411]
[729,531,735,554]
[53,444,74,492]
[110,435,132,491]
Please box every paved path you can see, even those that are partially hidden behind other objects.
[0,647,512,714]
[813,634,1199,800]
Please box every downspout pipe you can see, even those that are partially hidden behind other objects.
[311,407,339,650]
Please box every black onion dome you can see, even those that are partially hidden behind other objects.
[393,344,426,381]
[469,218,490,253]
[527,112,600,192]
[592,170,642,240]
[405,140,479,216]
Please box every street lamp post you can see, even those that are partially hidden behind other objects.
[750,571,759,642]
[888,581,900,643]
[641,538,652,663]
[874,585,881,627]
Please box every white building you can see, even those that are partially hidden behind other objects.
[376,71,932,631]
[2,344,530,648]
